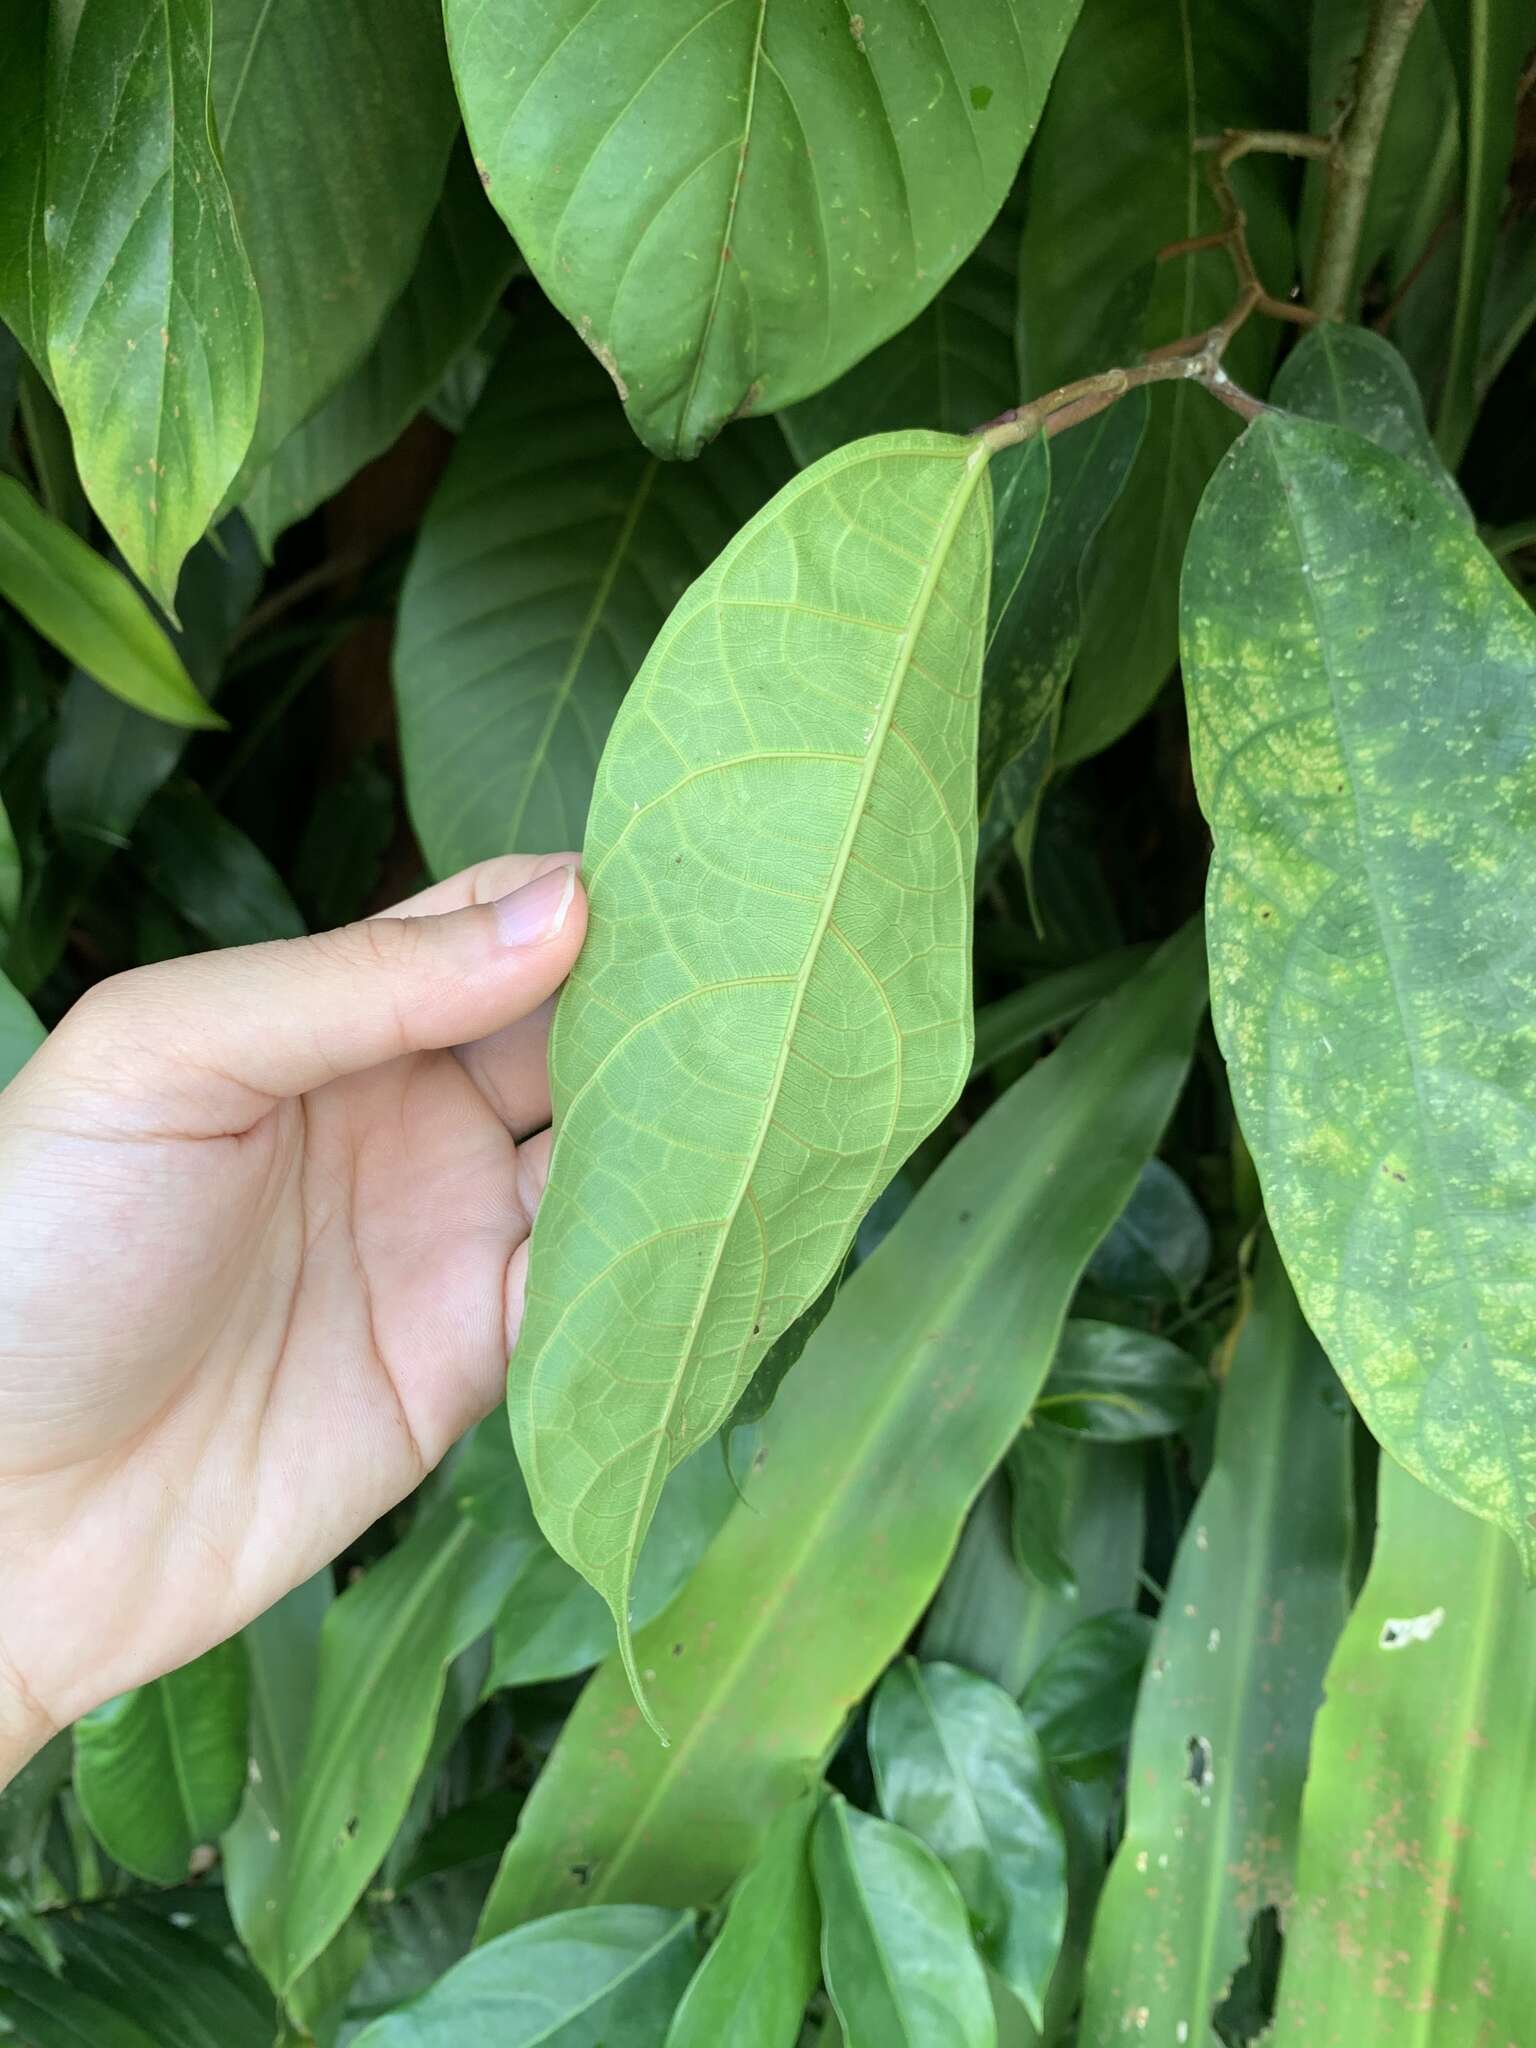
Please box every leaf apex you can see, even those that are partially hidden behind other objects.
[614,1600,671,1748]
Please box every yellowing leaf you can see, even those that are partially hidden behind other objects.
[1183,414,1536,1566]
[511,431,993,1730]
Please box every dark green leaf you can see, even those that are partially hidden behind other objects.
[45,0,262,606]
[1084,1158,1211,1306]
[0,476,222,728]
[351,1905,698,2048]
[0,9,48,371]
[1033,1320,1208,1441]
[448,0,1080,457]
[212,0,458,482]
[73,1639,250,1887]
[972,947,1152,1074]
[478,928,1204,1934]
[395,309,790,874]
[1018,0,1302,765]
[133,784,305,948]
[663,1793,820,2048]
[780,199,1024,463]
[46,518,263,866]
[291,757,395,932]
[43,1902,276,2048]
[1078,1239,1354,2044]
[869,1660,1066,2025]
[813,1796,995,2048]
[922,1446,1147,1698]
[1183,411,1536,1564]
[241,144,518,555]
[1020,1611,1153,1768]
[1432,0,1528,460]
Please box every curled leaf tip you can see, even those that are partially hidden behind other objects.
[615,1610,670,1748]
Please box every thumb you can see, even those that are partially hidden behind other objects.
[37,861,585,1134]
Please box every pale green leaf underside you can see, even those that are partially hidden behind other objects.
[1183,413,1536,1566]
[395,309,790,877]
[447,0,1078,457]
[511,431,992,1721]
[45,0,262,608]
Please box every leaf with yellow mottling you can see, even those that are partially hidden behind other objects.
[1182,413,1536,1567]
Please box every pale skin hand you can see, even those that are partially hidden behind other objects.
[0,853,586,1781]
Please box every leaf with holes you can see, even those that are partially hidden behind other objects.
[44,0,262,608]
[1078,1239,1354,2045]
[395,308,790,875]
[1269,1456,1536,2043]
[446,0,1081,458]
[1183,412,1536,1564]
[511,429,993,1726]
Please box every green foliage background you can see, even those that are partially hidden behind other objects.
[3,0,1536,2041]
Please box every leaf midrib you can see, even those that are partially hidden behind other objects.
[605,439,989,1628]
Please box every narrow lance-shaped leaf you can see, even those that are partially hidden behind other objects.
[479,926,1205,1936]
[0,477,221,728]
[351,1906,699,2048]
[1270,1457,1536,2042]
[0,6,48,371]
[512,430,993,1729]
[73,1638,250,1888]
[44,0,262,608]
[869,1660,1067,2027]
[813,1797,996,2048]
[1078,1238,1354,2046]
[395,309,791,877]
[0,970,43,1091]
[447,0,1081,459]
[275,1422,542,1990]
[663,1792,821,2048]
[1183,412,1536,1564]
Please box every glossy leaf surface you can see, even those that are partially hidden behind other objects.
[663,1793,820,2048]
[211,0,458,480]
[1034,1321,1208,1441]
[352,1905,698,2048]
[1018,0,1301,765]
[241,145,518,555]
[73,1639,250,1886]
[396,312,790,875]
[1183,413,1536,1562]
[1079,1240,1354,2044]
[814,1798,995,2048]
[512,431,992,1714]
[0,477,220,728]
[133,784,304,948]
[869,1660,1066,2024]
[1020,1611,1153,1769]
[1083,1158,1210,1306]
[1270,1457,1536,2042]
[0,8,48,370]
[447,0,1078,457]
[45,0,261,606]
[480,929,1205,1934]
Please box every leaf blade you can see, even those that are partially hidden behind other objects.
[512,431,994,1722]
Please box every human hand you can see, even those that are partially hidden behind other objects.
[0,854,586,1776]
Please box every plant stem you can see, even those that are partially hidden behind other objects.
[976,327,1265,455]
[1312,0,1431,322]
